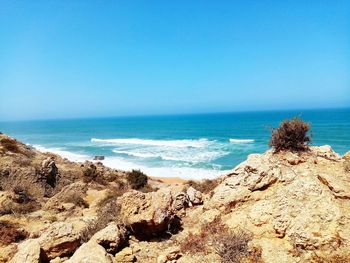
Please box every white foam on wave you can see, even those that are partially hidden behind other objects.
[32,145,227,179]
[32,145,89,162]
[91,137,210,148]
[112,148,226,163]
[229,138,255,143]
[101,156,227,179]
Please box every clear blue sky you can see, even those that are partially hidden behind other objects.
[0,1,349,121]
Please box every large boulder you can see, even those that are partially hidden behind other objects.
[115,247,135,263]
[90,222,127,253]
[37,222,81,260]
[10,239,42,263]
[66,240,115,263]
[119,189,176,238]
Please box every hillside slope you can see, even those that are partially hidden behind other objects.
[1,133,350,262]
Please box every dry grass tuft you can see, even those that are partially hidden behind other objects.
[61,191,89,208]
[80,196,121,243]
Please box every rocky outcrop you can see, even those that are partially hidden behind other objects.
[201,146,350,262]
[119,189,177,238]
[39,157,59,187]
[2,133,350,263]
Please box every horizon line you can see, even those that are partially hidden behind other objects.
[1,106,349,123]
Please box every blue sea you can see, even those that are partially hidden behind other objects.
[0,108,349,179]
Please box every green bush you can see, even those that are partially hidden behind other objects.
[269,117,311,153]
[127,169,148,189]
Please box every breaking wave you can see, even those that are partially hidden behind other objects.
[229,138,255,143]
[91,138,210,148]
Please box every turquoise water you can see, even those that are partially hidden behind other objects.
[0,108,349,179]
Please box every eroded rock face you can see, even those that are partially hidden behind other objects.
[119,189,176,238]
[91,222,127,253]
[37,222,81,260]
[206,146,350,262]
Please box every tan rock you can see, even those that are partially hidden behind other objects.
[186,187,203,205]
[119,189,176,238]
[173,192,189,210]
[90,222,127,253]
[66,240,115,263]
[157,247,181,263]
[38,222,81,260]
[313,145,341,161]
[115,247,135,262]
[343,150,350,160]
[10,239,42,263]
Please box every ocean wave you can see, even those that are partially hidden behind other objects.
[101,156,228,179]
[32,145,89,162]
[112,148,227,163]
[229,138,255,143]
[91,137,210,148]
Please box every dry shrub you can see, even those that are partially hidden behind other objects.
[186,178,220,194]
[0,174,43,215]
[179,232,207,254]
[269,117,311,153]
[180,218,260,263]
[82,163,99,183]
[214,229,252,263]
[61,191,89,208]
[13,156,32,166]
[0,221,28,245]
[0,138,21,153]
[0,174,45,200]
[127,169,148,190]
[80,197,121,243]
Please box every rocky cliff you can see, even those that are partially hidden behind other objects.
[1,133,350,263]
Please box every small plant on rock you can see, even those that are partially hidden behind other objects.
[127,169,148,189]
[269,117,311,153]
